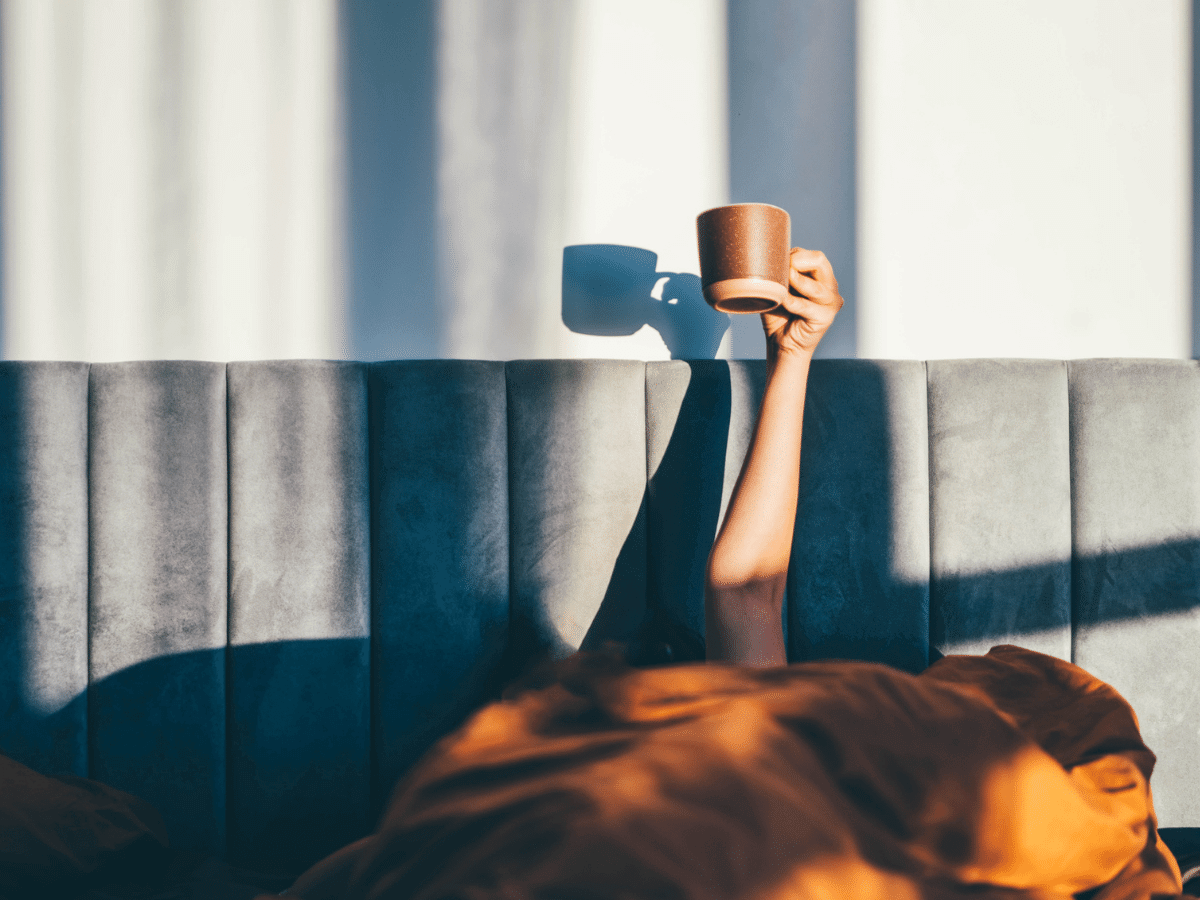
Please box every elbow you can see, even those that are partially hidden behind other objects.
[704,554,786,613]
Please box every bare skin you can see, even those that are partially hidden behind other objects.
[704,247,844,666]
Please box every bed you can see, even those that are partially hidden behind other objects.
[1,358,1198,895]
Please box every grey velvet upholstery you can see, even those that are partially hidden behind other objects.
[0,363,89,778]
[88,362,228,853]
[1069,360,1200,827]
[507,360,648,661]
[227,361,370,866]
[2,358,1199,870]
[929,360,1072,660]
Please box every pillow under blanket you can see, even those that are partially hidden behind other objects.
[0,752,169,897]
[290,645,1191,900]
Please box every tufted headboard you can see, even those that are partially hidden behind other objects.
[1,358,1197,872]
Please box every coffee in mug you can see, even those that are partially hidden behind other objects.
[696,203,791,313]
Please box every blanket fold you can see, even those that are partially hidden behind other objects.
[295,646,1190,900]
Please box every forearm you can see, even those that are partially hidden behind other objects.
[705,348,811,665]
[702,246,841,666]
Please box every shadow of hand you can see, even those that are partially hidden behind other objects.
[649,273,730,360]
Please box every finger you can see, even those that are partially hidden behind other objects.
[790,248,837,289]
[772,279,844,326]
[787,269,836,305]
[771,288,831,323]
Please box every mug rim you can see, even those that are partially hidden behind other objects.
[696,202,789,220]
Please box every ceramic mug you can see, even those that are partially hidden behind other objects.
[696,203,791,313]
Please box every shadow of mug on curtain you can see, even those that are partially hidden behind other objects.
[561,244,730,359]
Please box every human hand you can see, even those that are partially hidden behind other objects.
[761,248,844,358]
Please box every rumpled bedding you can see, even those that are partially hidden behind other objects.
[291,645,1192,900]
[0,751,168,898]
[0,752,291,899]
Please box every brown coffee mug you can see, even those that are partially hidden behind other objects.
[696,203,791,313]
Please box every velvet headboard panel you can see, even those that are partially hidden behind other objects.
[0,358,1197,870]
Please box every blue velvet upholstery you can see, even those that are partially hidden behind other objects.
[2,358,1199,871]
[368,361,509,810]
[646,360,764,655]
[789,359,929,671]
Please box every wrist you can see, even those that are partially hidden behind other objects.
[766,344,813,377]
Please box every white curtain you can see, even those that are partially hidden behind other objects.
[2,0,343,362]
[3,1,1190,363]
[2,0,733,363]
[436,0,576,360]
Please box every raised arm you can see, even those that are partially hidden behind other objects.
[704,248,843,666]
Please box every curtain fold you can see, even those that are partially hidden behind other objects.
[436,0,576,360]
[1,0,343,362]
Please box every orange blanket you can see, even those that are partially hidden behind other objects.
[298,646,1189,900]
